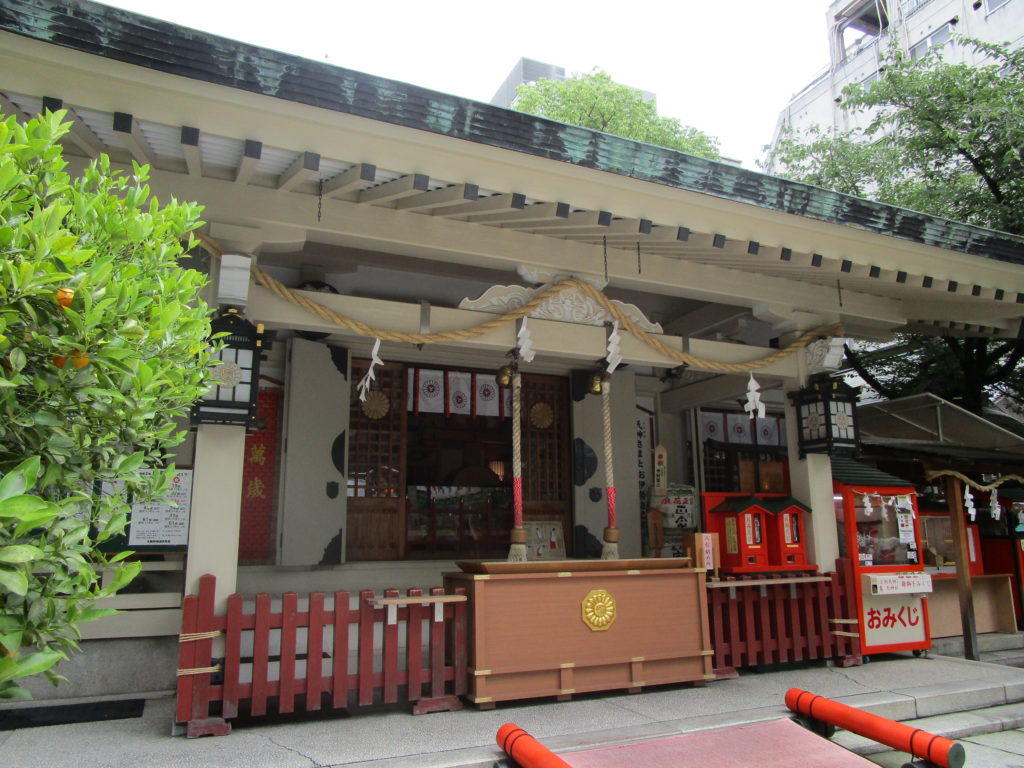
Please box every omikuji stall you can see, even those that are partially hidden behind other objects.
[831,457,931,655]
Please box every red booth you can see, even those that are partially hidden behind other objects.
[703,494,770,573]
[761,496,816,571]
[831,457,931,656]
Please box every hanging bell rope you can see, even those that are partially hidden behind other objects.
[237,257,841,374]
[508,370,528,562]
[600,377,620,560]
[925,470,1024,493]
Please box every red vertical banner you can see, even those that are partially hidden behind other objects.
[239,389,280,564]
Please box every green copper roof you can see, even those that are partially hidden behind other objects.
[708,495,811,514]
[2,0,1024,266]
[830,456,914,488]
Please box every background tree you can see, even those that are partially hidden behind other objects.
[764,38,1024,413]
[0,111,213,698]
[514,69,721,159]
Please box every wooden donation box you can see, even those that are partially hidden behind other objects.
[445,559,713,707]
[762,496,816,571]
[703,495,770,572]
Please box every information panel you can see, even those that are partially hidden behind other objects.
[127,468,193,549]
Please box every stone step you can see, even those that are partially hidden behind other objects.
[930,632,1024,657]
[980,648,1024,668]
[832,700,1024,758]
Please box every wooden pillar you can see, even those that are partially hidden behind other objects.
[185,423,247,612]
[946,475,979,660]
[783,377,840,569]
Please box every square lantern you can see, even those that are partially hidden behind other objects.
[191,309,263,428]
[788,373,860,457]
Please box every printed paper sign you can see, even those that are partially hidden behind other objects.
[128,469,192,548]
[897,510,916,544]
[867,572,933,595]
[657,484,697,529]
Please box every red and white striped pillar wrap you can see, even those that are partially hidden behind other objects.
[601,376,620,558]
[508,370,528,561]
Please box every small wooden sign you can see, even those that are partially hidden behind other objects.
[653,444,668,490]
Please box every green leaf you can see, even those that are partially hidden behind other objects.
[76,607,118,623]
[0,456,40,499]
[0,650,63,684]
[0,568,29,596]
[0,682,34,700]
[0,494,50,519]
[0,545,43,563]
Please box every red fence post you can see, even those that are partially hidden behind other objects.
[176,574,231,738]
[332,591,351,709]
[175,588,199,725]
[250,593,272,717]
[358,589,376,706]
[406,588,425,704]
[412,587,464,715]
[383,588,400,704]
[451,586,468,697]
[278,592,299,714]
[306,592,326,712]
[222,593,243,719]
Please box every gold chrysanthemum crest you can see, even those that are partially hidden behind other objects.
[581,589,617,632]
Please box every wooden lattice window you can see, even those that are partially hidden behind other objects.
[348,361,406,499]
[521,373,570,504]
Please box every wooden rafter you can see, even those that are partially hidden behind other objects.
[112,112,154,164]
[507,209,612,232]
[435,192,526,218]
[277,151,320,192]
[37,96,104,158]
[536,216,650,239]
[393,183,479,211]
[468,201,569,226]
[235,139,262,185]
[323,163,376,198]
[0,91,29,121]
[181,126,201,177]
[357,173,429,205]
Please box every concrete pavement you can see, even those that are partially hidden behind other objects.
[4,654,1024,768]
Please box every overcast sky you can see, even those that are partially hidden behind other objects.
[96,0,833,167]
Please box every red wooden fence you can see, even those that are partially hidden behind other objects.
[708,560,862,677]
[176,574,468,737]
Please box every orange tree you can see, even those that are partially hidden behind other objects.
[0,111,213,698]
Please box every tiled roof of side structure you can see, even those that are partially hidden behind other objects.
[830,456,915,488]
[3,0,1024,266]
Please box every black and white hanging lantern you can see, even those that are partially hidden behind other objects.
[788,373,860,458]
[191,309,263,428]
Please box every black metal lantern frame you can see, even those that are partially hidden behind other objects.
[787,373,860,458]
[191,309,263,429]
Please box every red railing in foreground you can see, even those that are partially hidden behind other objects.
[176,574,467,737]
[707,559,862,676]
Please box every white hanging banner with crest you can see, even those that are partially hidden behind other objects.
[474,374,502,417]
[408,368,446,413]
[726,413,752,444]
[447,371,472,416]
[755,416,779,446]
[701,412,725,442]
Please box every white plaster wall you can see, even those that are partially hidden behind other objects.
[278,338,351,566]
[571,370,641,558]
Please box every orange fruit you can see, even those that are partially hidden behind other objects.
[53,351,89,369]
[55,288,75,309]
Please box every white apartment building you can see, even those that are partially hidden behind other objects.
[772,0,1023,143]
